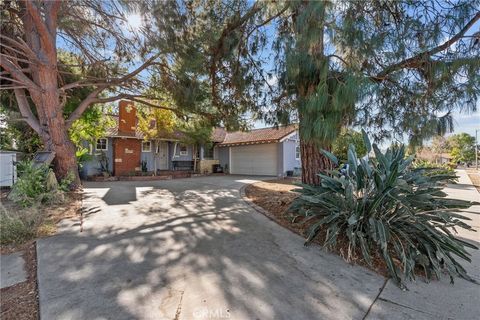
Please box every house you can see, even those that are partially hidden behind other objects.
[214,126,301,176]
[416,147,452,165]
[82,100,301,177]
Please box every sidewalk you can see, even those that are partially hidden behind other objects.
[365,170,480,320]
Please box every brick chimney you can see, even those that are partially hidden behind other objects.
[118,100,136,134]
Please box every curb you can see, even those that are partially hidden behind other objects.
[239,184,305,237]
[238,184,273,218]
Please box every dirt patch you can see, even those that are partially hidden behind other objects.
[0,191,82,319]
[0,242,39,320]
[42,191,82,232]
[244,179,389,277]
[466,171,480,193]
[1,191,81,254]
[244,179,300,216]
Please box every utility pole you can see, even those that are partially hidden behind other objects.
[476,129,479,171]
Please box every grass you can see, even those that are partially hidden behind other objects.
[0,192,81,248]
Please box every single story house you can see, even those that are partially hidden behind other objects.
[214,126,301,176]
[82,101,301,177]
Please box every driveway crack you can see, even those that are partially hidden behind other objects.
[376,297,448,318]
[174,290,184,320]
[362,278,388,320]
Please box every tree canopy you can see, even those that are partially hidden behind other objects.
[1,0,478,185]
[332,129,368,162]
[448,133,476,164]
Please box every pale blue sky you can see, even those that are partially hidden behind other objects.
[253,109,480,139]
[449,110,480,138]
[77,7,480,141]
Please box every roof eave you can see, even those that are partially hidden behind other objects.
[218,139,280,147]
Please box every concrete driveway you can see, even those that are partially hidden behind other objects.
[37,174,480,320]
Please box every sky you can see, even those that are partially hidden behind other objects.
[63,7,480,141]
[253,110,480,142]
[448,110,480,138]
[248,10,480,141]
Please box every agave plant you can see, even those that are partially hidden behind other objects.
[291,130,478,288]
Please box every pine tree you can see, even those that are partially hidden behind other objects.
[272,1,479,184]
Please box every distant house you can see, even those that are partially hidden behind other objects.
[82,100,300,177]
[416,147,452,165]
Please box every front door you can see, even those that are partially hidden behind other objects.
[156,141,169,170]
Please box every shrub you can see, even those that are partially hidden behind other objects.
[412,159,457,182]
[291,131,478,288]
[58,171,76,192]
[0,205,44,245]
[8,161,66,207]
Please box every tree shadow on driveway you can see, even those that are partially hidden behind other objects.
[38,177,385,320]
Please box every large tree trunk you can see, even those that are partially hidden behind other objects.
[43,115,79,185]
[33,64,80,186]
[21,1,80,186]
[300,139,332,185]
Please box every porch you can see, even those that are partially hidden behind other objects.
[88,170,192,182]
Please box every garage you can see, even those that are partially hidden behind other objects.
[230,143,278,176]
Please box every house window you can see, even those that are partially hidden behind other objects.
[142,141,151,152]
[96,138,108,151]
[295,145,300,160]
[179,144,188,156]
[204,145,214,159]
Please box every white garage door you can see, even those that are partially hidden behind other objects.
[230,143,278,176]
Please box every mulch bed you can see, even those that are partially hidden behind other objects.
[0,191,82,320]
[466,171,480,193]
[0,242,39,320]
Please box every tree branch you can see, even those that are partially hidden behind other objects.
[65,53,161,126]
[46,0,62,35]
[65,88,104,127]
[23,0,56,56]
[13,88,43,136]
[210,2,263,106]
[0,35,38,60]
[373,11,480,81]
[0,52,34,65]
[0,55,41,91]
[60,54,160,91]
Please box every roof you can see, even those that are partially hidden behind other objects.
[104,115,298,145]
[217,124,298,146]
[211,127,227,143]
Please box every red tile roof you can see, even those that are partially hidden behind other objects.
[211,127,227,143]
[216,125,298,146]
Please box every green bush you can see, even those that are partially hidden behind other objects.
[291,131,478,288]
[0,205,44,245]
[58,171,76,192]
[8,161,67,207]
[412,159,457,181]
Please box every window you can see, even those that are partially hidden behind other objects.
[295,145,300,160]
[203,145,214,159]
[96,138,108,151]
[142,141,151,152]
[179,144,188,156]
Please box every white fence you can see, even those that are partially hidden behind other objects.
[0,152,17,187]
